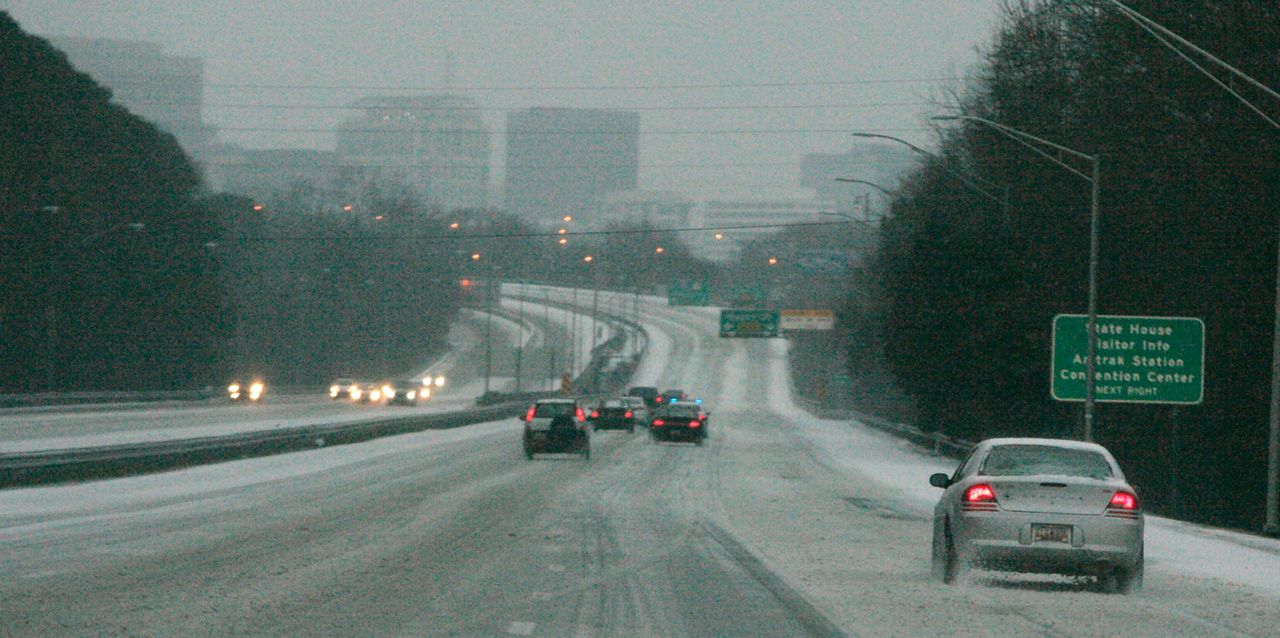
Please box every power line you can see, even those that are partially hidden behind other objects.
[182,101,926,112]
[220,220,857,243]
[100,76,963,92]
[216,126,899,135]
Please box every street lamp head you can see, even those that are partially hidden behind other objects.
[558,237,568,246]
[768,257,778,265]
[713,232,724,240]
[655,246,665,254]
[471,253,481,261]
[563,215,573,222]
[449,221,460,230]
[583,255,594,263]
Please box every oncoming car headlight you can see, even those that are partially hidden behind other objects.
[248,381,265,401]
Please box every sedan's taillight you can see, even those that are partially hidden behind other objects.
[575,407,586,422]
[590,410,600,419]
[624,411,633,418]
[690,419,702,428]
[1106,490,1141,518]
[652,419,665,427]
[524,407,536,422]
[962,484,998,511]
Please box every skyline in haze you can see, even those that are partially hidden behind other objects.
[3,1,1003,198]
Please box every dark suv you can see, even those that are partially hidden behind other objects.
[627,386,661,409]
[521,398,591,459]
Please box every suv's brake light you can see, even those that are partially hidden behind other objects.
[624,410,633,418]
[590,410,600,419]
[652,419,665,427]
[575,407,586,422]
[524,406,536,422]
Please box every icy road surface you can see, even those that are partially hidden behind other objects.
[2,292,1279,637]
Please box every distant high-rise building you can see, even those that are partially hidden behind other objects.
[335,95,491,211]
[505,108,639,226]
[801,143,915,215]
[50,36,219,163]
[594,191,694,231]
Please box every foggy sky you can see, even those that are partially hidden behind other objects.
[2,1,1001,198]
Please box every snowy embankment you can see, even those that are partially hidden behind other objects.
[758,337,1280,599]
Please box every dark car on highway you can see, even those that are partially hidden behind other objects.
[522,398,591,459]
[658,388,688,405]
[588,399,639,432]
[650,402,708,445]
[627,386,661,409]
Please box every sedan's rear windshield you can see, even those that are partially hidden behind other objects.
[534,403,576,418]
[980,445,1113,479]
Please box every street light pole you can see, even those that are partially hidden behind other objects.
[483,272,495,396]
[514,281,525,393]
[932,114,1100,442]
[850,132,1009,218]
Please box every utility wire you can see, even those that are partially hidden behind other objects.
[218,221,858,243]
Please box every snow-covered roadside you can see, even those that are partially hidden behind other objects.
[760,337,1280,599]
[0,419,513,525]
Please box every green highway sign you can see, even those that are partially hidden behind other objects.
[1051,314,1204,404]
[668,280,710,306]
[719,309,779,338]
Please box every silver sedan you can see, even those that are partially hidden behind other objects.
[929,438,1143,593]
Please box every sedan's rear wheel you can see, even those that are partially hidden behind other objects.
[1112,548,1143,594]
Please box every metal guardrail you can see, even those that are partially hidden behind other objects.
[788,371,975,459]
[0,300,650,489]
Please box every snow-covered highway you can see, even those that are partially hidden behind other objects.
[2,291,1279,637]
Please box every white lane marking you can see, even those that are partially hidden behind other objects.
[507,620,536,635]
[548,563,566,573]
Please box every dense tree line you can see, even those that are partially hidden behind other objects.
[211,185,469,386]
[0,13,230,392]
[863,0,1280,529]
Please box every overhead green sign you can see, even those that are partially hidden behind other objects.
[668,280,710,306]
[720,309,779,338]
[1051,314,1204,404]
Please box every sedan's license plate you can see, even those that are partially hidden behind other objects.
[1032,524,1071,543]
